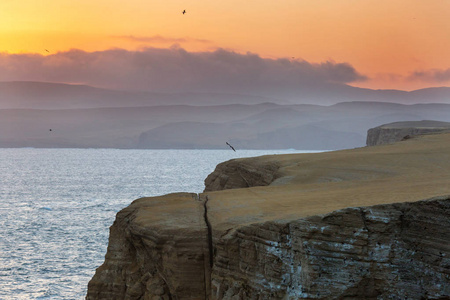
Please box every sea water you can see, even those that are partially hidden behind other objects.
[0,148,318,299]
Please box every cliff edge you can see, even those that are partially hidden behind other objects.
[366,120,450,146]
[87,132,450,299]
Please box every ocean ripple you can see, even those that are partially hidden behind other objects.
[0,148,299,299]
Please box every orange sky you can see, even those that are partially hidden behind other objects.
[1,0,450,90]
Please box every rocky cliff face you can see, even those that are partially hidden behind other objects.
[211,197,450,299]
[366,120,450,146]
[204,157,280,192]
[86,193,211,300]
[87,133,450,299]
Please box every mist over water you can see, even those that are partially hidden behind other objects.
[0,148,314,299]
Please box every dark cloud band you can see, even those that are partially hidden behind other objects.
[0,47,366,94]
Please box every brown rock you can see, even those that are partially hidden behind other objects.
[87,133,450,299]
[204,158,280,192]
[210,198,450,299]
[86,193,211,300]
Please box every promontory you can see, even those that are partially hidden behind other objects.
[87,131,450,299]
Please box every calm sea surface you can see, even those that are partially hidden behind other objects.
[0,148,321,299]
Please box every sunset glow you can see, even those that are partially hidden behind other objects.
[1,0,450,90]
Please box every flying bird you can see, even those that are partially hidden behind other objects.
[226,142,236,152]
[182,10,186,14]
[45,49,49,53]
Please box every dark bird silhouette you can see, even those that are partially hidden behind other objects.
[182,10,186,14]
[49,129,52,131]
[45,49,49,53]
[226,142,236,152]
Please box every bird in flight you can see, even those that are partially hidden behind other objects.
[226,142,236,152]
[182,10,186,14]
[45,49,50,53]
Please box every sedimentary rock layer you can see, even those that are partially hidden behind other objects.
[366,120,450,146]
[210,197,450,299]
[86,193,210,299]
[204,158,280,192]
[87,133,450,299]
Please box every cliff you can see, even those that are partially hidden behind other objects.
[203,158,281,192]
[366,120,450,146]
[87,132,450,299]
[86,193,211,299]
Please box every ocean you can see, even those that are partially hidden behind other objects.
[0,148,319,299]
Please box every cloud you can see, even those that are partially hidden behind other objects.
[113,35,212,44]
[0,47,366,96]
[409,68,450,82]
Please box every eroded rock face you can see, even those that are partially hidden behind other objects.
[211,197,450,299]
[366,120,450,146]
[204,158,279,192]
[87,194,450,299]
[86,193,210,300]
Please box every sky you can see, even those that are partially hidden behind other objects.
[1,0,450,91]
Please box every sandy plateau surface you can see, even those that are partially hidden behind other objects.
[205,132,450,231]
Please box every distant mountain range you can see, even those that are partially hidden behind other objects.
[0,81,282,109]
[1,81,450,109]
[1,81,450,150]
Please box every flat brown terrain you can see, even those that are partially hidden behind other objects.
[204,132,450,231]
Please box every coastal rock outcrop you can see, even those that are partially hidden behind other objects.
[86,193,211,299]
[366,120,450,146]
[87,132,450,299]
[204,158,280,192]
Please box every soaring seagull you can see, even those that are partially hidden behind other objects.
[226,142,236,152]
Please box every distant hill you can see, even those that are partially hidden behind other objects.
[2,81,450,149]
[1,81,450,109]
[0,81,282,109]
[2,102,449,149]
